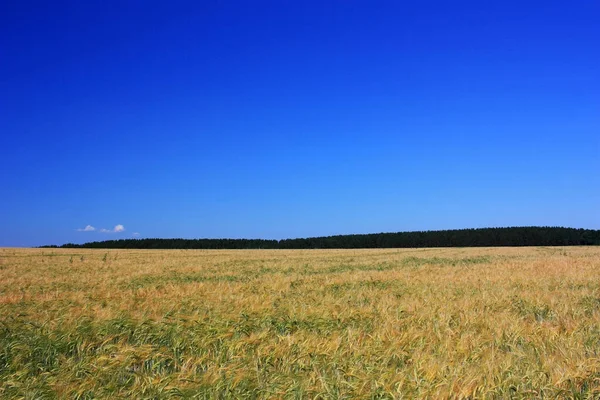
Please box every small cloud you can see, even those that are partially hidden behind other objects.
[132,232,140,237]
[114,224,125,233]
[99,224,126,233]
[77,225,96,232]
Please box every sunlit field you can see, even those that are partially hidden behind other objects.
[1,247,599,398]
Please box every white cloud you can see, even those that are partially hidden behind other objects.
[132,232,140,237]
[77,225,96,232]
[99,224,126,233]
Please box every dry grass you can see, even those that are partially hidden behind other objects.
[1,246,599,398]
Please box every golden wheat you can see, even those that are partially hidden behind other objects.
[1,246,599,398]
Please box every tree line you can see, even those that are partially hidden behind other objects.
[42,227,600,249]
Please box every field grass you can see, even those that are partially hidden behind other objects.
[1,246,599,399]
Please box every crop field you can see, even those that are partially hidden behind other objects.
[1,247,599,398]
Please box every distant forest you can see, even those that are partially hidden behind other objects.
[43,227,600,249]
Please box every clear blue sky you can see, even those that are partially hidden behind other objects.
[1,1,599,246]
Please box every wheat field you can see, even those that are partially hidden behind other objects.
[1,246,599,398]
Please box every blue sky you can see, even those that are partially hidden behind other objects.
[1,1,599,246]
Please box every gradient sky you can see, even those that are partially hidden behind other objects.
[1,1,599,246]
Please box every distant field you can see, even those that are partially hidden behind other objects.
[1,247,599,398]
